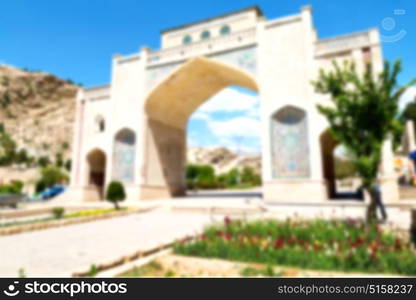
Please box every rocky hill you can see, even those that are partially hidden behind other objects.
[0,65,78,160]
[0,64,260,176]
[187,147,261,175]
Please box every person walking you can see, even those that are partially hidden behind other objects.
[374,181,387,223]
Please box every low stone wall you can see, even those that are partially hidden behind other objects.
[72,239,189,277]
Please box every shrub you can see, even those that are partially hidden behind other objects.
[35,180,46,193]
[87,264,99,277]
[55,153,64,168]
[51,207,65,219]
[105,181,126,209]
[224,168,239,186]
[11,180,24,193]
[0,181,24,194]
[186,164,216,189]
[16,149,29,164]
[40,166,68,187]
[64,159,71,171]
[37,156,50,167]
[35,166,68,193]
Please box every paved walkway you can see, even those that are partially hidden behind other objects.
[0,210,212,277]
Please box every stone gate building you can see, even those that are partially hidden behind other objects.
[67,6,399,202]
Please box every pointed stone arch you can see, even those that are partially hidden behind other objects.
[142,56,259,198]
[86,148,106,199]
[145,56,258,129]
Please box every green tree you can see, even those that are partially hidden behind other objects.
[313,60,415,223]
[105,181,126,210]
[402,97,416,121]
[16,149,28,165]
[36,166,68,191]
[186,164,216,189]
[225,168,240,186]
[64,159,72,171]
[0,129,16,165]
[55,152,64,168]
[241,167,259,184]
[37,156,50,167]
[401,97,416,138]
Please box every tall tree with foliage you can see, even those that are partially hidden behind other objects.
[313,60,415,222]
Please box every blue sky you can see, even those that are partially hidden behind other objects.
[1,0,415,153]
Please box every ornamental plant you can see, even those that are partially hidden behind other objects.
[105,181,126,210]
[174,217,416,275]
[312,60,416,223]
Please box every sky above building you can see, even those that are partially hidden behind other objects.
[1,0,415,153]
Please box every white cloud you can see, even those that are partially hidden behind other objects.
[191,111,211,121]
[188,87,261,153]
[207,116,261,138]
[399,86,416,111]
[197,88,259,113]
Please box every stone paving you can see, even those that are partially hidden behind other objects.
[0,210,212,277]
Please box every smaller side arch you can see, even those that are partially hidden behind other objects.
[86,148,107,199]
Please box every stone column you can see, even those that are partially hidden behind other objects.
[69,89,85,187]
[405,120,416,153]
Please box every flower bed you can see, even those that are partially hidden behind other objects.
[174,217,416,275]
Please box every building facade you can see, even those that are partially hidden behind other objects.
[67,6,399,203]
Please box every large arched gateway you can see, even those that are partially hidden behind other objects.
[143,57,258,197]
[67,6,399,203]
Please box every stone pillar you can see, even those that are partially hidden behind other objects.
[69,89,85,187]
[405,120,416,154]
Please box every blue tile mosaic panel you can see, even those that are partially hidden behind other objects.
[271,106,310,179]
[112,129,136,183]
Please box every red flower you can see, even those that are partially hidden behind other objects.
[356,236,365,245]
[350,237,365,248]
[224,233,232,241]
[224,216,232,227]
[274,239,284,249]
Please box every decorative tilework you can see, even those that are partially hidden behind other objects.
[271,106,310,179]
[112,129,136,183]
[145,46,257,91]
